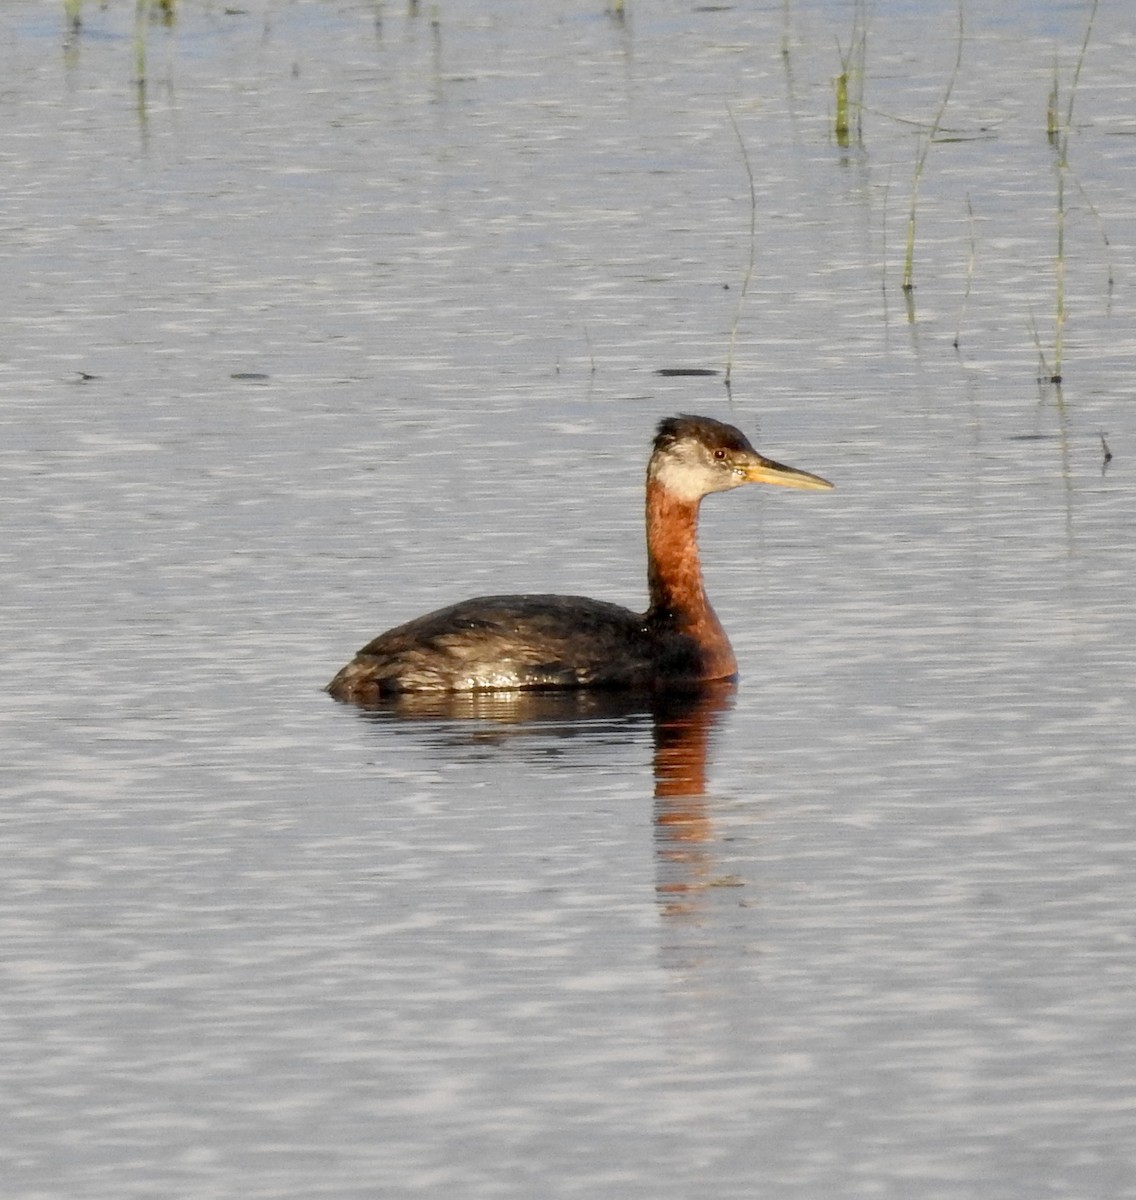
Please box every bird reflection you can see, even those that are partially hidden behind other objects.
[355,682,737,917]
[651,684,735,918]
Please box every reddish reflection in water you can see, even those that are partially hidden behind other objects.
[352,682,738,918]
[651,684,735,917]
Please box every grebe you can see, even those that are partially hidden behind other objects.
[327,415,832,703]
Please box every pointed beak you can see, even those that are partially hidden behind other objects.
[741,453,834,491]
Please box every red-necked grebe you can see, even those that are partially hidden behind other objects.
[326,414,833,702]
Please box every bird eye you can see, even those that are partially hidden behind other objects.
[713,448,727,461]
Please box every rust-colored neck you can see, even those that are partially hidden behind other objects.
[645,478,737,680]
[646,479,705,616]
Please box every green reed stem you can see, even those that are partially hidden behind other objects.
[833,1,868,149]
[834,71,850,146]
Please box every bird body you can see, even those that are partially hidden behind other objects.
[327,415,831,704]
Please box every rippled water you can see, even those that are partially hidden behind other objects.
[3,1,1136,1197]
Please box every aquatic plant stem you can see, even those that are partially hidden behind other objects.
[834,71,849,146]
[1046,0,1100,382]
[724,105,757,389]
[833,0,868,149]
[1063,0,1098,130]
[901,0,964,295]
[1053,163,1067,381]
[134,0,149,87]
[953,194,976,351]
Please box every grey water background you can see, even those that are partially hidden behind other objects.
[3,1,1136,1196]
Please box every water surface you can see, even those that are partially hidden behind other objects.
[2,1,1135,1197]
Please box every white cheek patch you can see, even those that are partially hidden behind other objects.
[651,450,704,502]
[651,446,738,501]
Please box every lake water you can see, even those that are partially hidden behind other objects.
[3,1,1135,1197]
